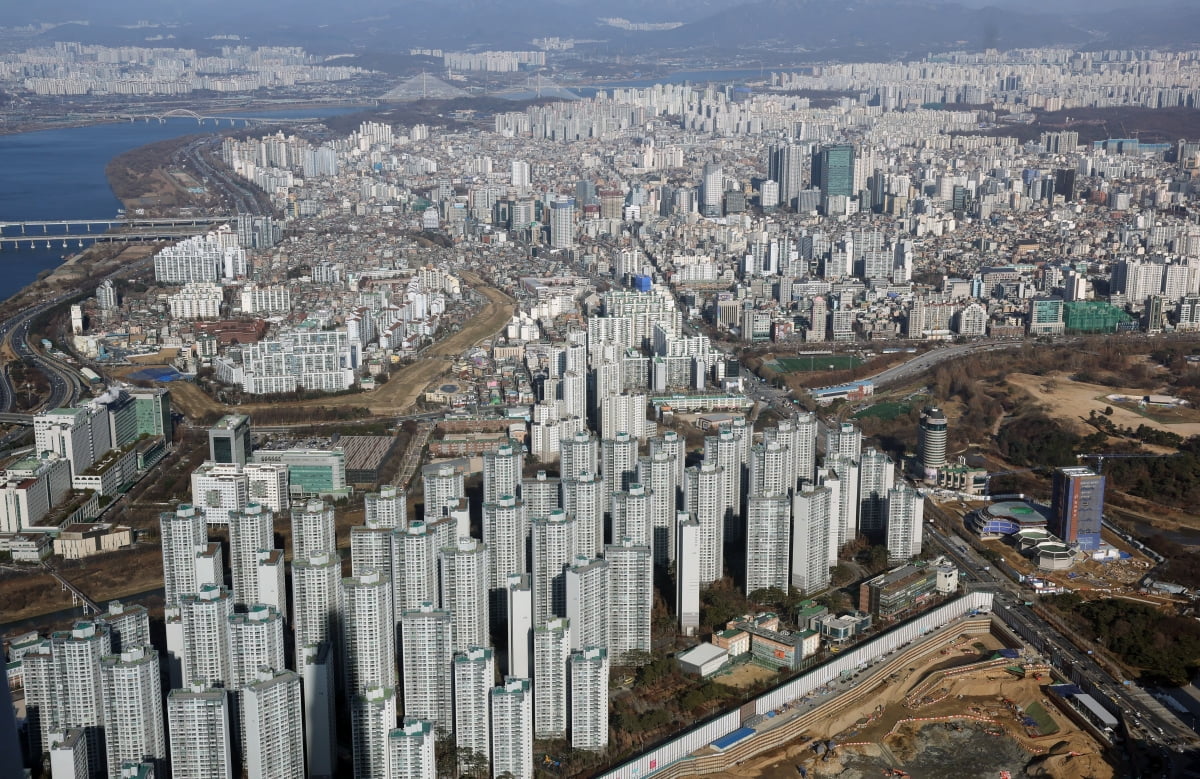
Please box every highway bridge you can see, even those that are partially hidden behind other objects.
[0,231,216,250]
[115,108,323,125]
[0,216,235,234]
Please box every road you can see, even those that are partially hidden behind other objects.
[923,519,1197,777]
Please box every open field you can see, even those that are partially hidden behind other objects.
[1005,371,1200,437]
[714,662,781,690]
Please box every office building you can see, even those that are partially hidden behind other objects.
[532,619,570,739]
[251,448,346,499]
[242,462,290,513]
[745,493,791,595]
[342,571,396,696]
[918,407,948,482]
[490,678,533,779]
[818,144,855,199]
[208,415,251,466]
[452,647,493,769]
[605,537,652,664]
[569,647,609,752]
[350,686,395,779]
[34,405,111,477]
[167,685,233,779]
[400,602,454,732]
[241,668,303,779]
[388,719,436,779]
[702,162,724,217]
[1050,467,1104,551]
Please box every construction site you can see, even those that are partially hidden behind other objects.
[690,627,1114,779]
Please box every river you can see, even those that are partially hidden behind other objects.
[0,107,360,302]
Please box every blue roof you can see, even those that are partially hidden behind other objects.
[711,727,755,750]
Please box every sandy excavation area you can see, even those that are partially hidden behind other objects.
[1006,371,1200,437]
[698,634,1113,779]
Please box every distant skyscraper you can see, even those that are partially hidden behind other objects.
[167,685,233,779]
[550,195,576,249]
[532,619,570,739]
[818,144,855,199]
[569,647,609,752]
[452,647,493,769]
[490,678,533,779]
[702,162,724,217]
[769,142,807,209]
[1050,467,1104,551]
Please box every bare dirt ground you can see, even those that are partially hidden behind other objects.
[1006,372,1200,437]
[696,638,1113,779]
[715,662,782,689]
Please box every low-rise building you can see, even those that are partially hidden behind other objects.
[676,643,728,677]
[53,523,133,559]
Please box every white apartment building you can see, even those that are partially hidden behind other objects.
[483,495,527,592]
[154,230,246,284]
[439,538,490,652]
[685,461,727,585]
[190,463,250,525]
[792,485,834,595]
[564,556,608,652]
[886,485,925,563]
[228,605,286,690]
[569,647,609,752]
[168,282,223,320]
[490,678,533,779]
[167,685,233,779]
[393,521,437,617]
[291,552,342,657]
[531,510,575,626]
[676,515,701,635]
[561,472,603,560]
[482,441,524,505]
[399,602,453,732]
[100,646,166,778]
[506,574,533,679]
[451,647,493,768]
[228,503,273,608]
[239,284,291,314]
[241,668,304,779]
[605,538,652,664]
[364,484,406,529]
[290,499,336,560]
[350,686,395,779]
[160,504,208,609]
[178,584,232,689]
[240,330,354,395]
[388,718,436,779]
[745,493,791,595]
[532,618,570,739]
[342,571,396,696]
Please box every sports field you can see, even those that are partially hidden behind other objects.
[769,353,863,373]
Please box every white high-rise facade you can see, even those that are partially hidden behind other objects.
[241,668,304,779]
[388,719,436,779]
[637,452,678,563]
[483,441,524,505]
[490,678,533,779]
[167,685,233,779]
[393,521,438,616]
[291,499,336,561]
[228,503,274,608]
[605,537,652,664]
[452,646,493,768]
[483,495,526,594]
[600,433,638,517]
[506,574,533,678]
[531,509,576,626]
[291,551,342,662]
[178,584,232,688]
[859,448,895,539]
[610,484,652,550]
[569,647,609,752]
[421,463,464,518]
[400,602,453,732]
[228,605,286,690]
[190,463,250,525]
[886,485,924,563]
[350,686,395,779]
[685,462,726,585]
[550,195,576,249]
[160,504,208,608]
[749,440,789,499]
[561,471,603,559]
[559,431,598,481]
[792,485,833,594]
[745,493,791,595]
[532,618,570,739]
[364,484,406,529]
[342,570,396,696]
[100,645,166,779]
[439,537,490,652]
[564,556,608,652]
[675,514,701,635]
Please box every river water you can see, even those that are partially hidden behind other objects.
[0,107,359,302]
